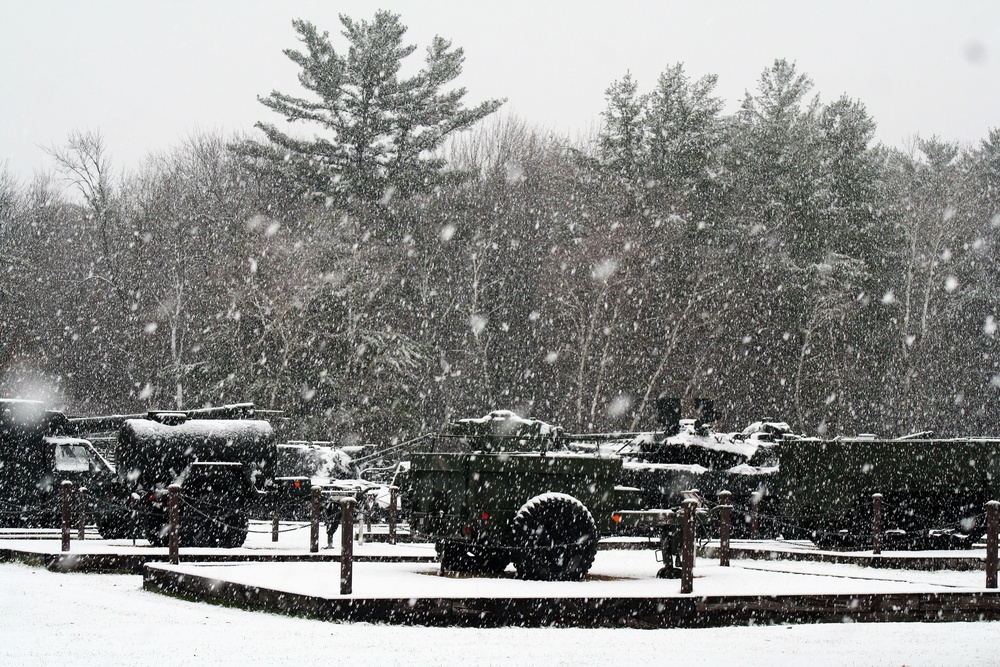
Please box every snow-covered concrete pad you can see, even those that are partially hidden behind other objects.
[143,549,1000,628]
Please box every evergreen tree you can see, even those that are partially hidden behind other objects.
[972,128,1000,224]
[595,73,647,214]
[730,59,822,260]
[238,11,504,209]
[644,63,724,215]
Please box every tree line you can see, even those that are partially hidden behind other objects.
[2,11,999,444]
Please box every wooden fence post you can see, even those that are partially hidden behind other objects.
[749,491,761,540]
[271,506,279,543]
[681,498,697,594]
[60,480,73,552]
[77,486,88,541]
[872,493,884,555]
[388,485,399,545]
[718,490,732,567]
[168,484,180,565]
[356,495,366,546]
[310,487,321,553]
[341,497,357,595]
[365,492,373,533]
[987,500,999,589]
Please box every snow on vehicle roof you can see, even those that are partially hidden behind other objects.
[622,461,711,474]
[450,409,562,435]
[628,425,760,459]
[741,421,793,436]
[123,418,274,442]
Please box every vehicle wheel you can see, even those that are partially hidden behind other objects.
[185,509,248,548]
[810,527,859,551]
[145,519,169,547]
[213,511,249,548]
[512,493,598,581]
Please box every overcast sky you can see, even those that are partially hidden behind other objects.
[1,0,998,182]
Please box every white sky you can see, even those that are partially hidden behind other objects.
[1,0,998,182]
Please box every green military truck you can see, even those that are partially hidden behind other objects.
[0,399,118,528]
[409,411,646,581]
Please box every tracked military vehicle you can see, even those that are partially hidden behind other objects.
[774,435,1000,549]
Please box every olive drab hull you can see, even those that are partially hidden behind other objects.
[774,437,1000,547]
[410,451,639,544]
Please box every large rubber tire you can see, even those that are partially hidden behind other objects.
[512,493,598,581]
[810,527,861,551]
[144,508,248,548]
[145,518,169,547]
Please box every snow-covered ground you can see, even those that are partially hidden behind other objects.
[4,525,1000,665]
[3,559,999,666]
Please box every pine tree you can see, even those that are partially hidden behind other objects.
[239,11,504,208]
[731,59,822,259]
[595,73,647,214]
[644,63,724,214]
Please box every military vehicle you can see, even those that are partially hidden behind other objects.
[115,412,276,547]
[0,398,300,547]
[774,436,1000,549]
[409,411,650,581]
[0,399,117,528]
[608,418,787,538]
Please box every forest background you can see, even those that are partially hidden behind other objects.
[2,11,999,445]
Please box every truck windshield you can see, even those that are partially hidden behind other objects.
[55,444,92,472]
